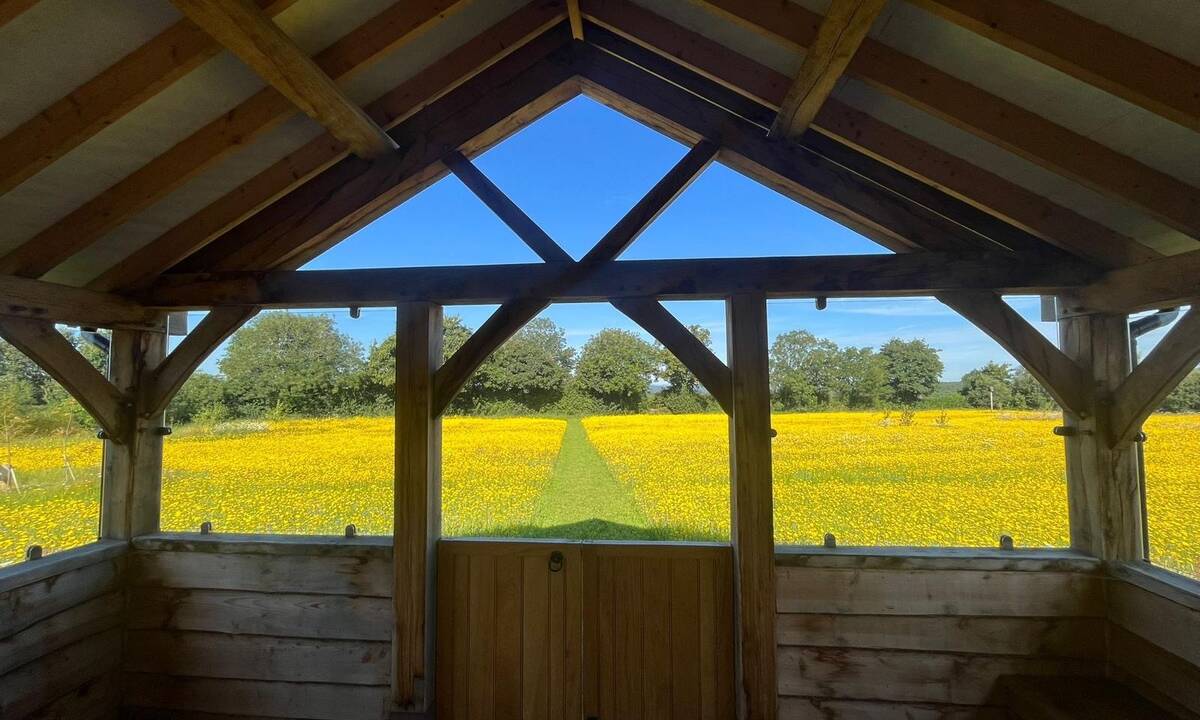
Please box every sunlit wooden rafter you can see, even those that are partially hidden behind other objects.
[142,252,1095,309]
[0,0,475,279]
[693,0,1200,239]
[770,0,886,141]
[89,1,566,293]
[566,0,584,40]
[0,0,299,197]
[578,0,1158,269]
[432,140,718,416]
[909,0,1200,133]
[445,150,732,412]
[170,0,395,159]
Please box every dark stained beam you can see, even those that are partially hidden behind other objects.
[171,0,396,158]
[580,0,1156,268]
[140,252,1098,308]
[771,0,886,140]
[171,32,579,275]
[910,0,1200,133]
[695,0,1200,239]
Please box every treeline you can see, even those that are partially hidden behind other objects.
[6,313,1193,429]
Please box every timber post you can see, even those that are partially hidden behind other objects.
[393,302,443,711]
[727,292,778,720]
[1058,313,1143,562]
[101,323,169,539]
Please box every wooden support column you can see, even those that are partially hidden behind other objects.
[101,326,168,539]
[393,302,443,711]
[726,293,777,720]
[1058,313,1142,561]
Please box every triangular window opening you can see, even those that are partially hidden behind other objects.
[301,95,889,272]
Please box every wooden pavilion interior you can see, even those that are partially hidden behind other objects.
[1,0,1199,717]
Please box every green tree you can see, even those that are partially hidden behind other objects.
[769,330,839,410]
[832,346,887,409]
[1162,370,1200,412]
[960,361,1014,409]
[1011,368,1056,410]
[879,338,943,405]
[575,329,657,411]
[169,372,229,424]
[219,312,364,416]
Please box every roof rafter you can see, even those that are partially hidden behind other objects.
[88,1,565,293]
[694,0,1200,239]
[170,32,579,275]
[170,0,396,159]
[0,0,299,196]
[910,0,1200,133]
[770,0,886,141]
[1062,249,1200,315]
[580,0,1158,268]
[0,0,474,279]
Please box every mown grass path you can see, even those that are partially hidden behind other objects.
[530,417,648,534]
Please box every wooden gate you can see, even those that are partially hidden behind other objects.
[436,540,734,720]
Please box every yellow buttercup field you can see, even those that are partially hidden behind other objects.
[0,411,1195,579]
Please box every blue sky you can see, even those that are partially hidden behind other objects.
[186,95,1084,381]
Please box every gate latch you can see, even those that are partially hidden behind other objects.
[549,551,564,573]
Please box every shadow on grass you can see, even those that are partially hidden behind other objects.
[447,518,728,543]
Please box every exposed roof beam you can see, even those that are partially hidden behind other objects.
[0,0,38,28]
[693,0,1200,239]
[89,2,565,292]
[170,34,579,275]
[140,252,1097,308]
[0,0,299,196]
[909,0,1200,133]
[771,0,886,140]
[0,0,473,279]
[580,0,1155,268]
[577,42,1017,256]
[170,0,395,159]
[0,274,160,330]
[567,0,584,40]
[1061,249,1200,315]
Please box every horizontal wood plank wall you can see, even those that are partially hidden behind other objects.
[582,543,735,720]
[1105,565,1200,716]
[123,534,394,720]
[0,541,128,720]
[774,551,1106,719]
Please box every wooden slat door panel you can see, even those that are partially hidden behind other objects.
[436,541,582,720]
[582,544,735,720]
[436,540,733,720]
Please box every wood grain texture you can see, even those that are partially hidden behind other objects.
[0,628,123,719]
[124,675,391,720]
[171,0,396,158]
[727,293,778,720]
[0,274,158,329]
[1063,248,1200,314]
[770,0,886,140]
[580,0,1154,268]
[0,318,127,441]
[937,290,1091,415]
[436,541,582,719]
[0,0,470,279]
[696,0,1200,239]
[393,303,442,708]
[1108,624,1200,715]
[91,1,566,292]
[130,549,392,596]
[0,591,124,676]
[141,307,258,418]
[0,0,297,196]
[910,0,1200,133]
